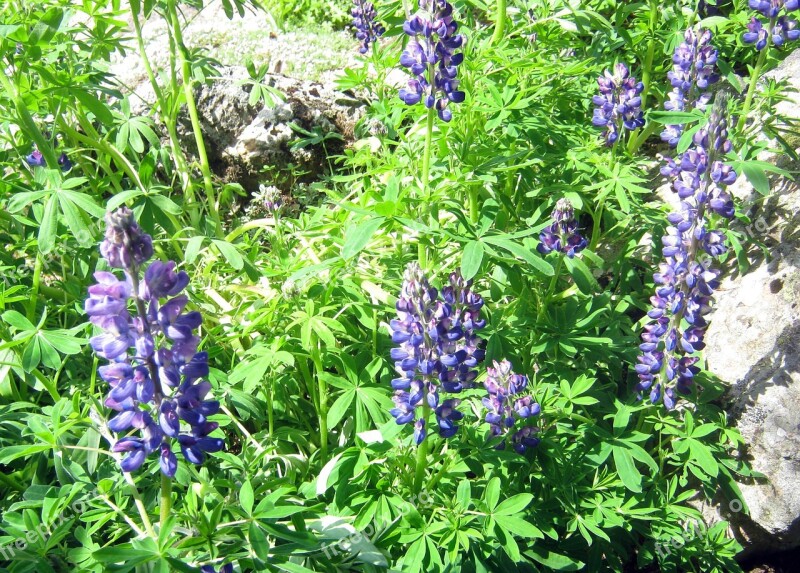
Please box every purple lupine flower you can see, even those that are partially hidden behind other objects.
[744,1,799,50]
[662,28,719,146]
[58,152,72,171]
[86,207,223,476]
[389,263,486,441]
[537,198,588,258]
[482,359,541,453]
[591,63,645,146]
[25,149,45,167]
[398,0,465,121]
[636,97,736,409]
[352,0,384,54]
[200,564,233,573]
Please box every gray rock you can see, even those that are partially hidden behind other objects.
[701,48,800,558]
[179,66,365,191]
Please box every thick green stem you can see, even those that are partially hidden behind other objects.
[130,3,196,216]
[0,72,59,169]
[538,254,564,322]
[468,185,479,224]
[589,199,604,252]
[160,473,172,527]
[421,105,436,222]
[736,26,772,133]
[412,402,431,494]
[639,0,659,111]
[167,0,222,237]
[490,0,507,45]
[311,340,328,461]
[27,254,43,322]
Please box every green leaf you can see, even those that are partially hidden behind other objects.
[240,480,254,516]
[648,110,704,125]
[495,493,533,516]
[73,90,114,125]
[461,240,484,280]
[495,515,543,539]
[342,217,384,260]
[564,256,598,294]
[2,310,35,331]
[212,240,244,270]
[39,195,58,254]
[741,163,769,196]
[327,389,355,428]
[525,548,584,571]
[249,521,270,561]
[484,477,501,510]
[484,237,554,276]
[613,446,642,493]
[687,438,719,477]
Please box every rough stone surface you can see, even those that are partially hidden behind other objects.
[180,66,365,191]
[700,47,800,557]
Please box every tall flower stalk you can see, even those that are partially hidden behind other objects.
[86,208,224,523]
[389,264,485,491]
[399,0,466,263]
[591,63,645,149]
[635,97,736,408]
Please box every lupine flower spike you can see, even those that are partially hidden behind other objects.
[86,207,224,476]
[662,28,720,147]
[482,360,541,453]
[591,63,645,146]
[351,0,384,54]
[743,1,799,50]
[389,263,485,443]
[537,198,588,258]
[399,0,465,121]
[635,96,736,409]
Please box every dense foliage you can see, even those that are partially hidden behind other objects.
[0,0,797,571]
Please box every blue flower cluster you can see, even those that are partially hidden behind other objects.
[662,28,719,147]
[200,564,233,573]
[537,198,588,258]
[86,208,223,475]
[482,360,541,453]
[744,1,799,50]
[398,0,465,121]
[635,99,736,409]
[351,0,384,54]
[591,63,645,145]
[389,263,485,443]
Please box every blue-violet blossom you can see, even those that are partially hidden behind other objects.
[592,63,645,146]
[635,97,736,409]
[352,0,384,54]
[86,207,224,476]
[662,28,719,147]
[398,0,465,121]
[744,1,799,50]
[537,198,588,258]
[482,359,541,453]
[389,263,485,443]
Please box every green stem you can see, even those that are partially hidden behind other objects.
[538,254,564,322]
[468,184,479,224]
[27,254,43,322]
[160,473,172,527]
[589,200,605,252]
[639,0,658,111]
[412,402,431,494]
[736,24,772,133]
[421,105,436,223]
[0,72,59,169]
[167,0,222,237]
[310,339,328,461]
[490,0,507,45]
[129,1,196,217]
